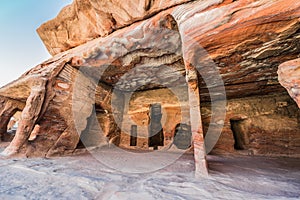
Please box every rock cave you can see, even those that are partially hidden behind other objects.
[0,0,299,180]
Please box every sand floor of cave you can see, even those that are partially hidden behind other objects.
[0,147,299,200]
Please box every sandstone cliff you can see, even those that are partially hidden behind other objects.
[37,0,193,55]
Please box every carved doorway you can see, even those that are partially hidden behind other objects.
[148,103,164,150]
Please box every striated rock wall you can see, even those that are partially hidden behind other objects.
[0,11,197,157]
[38,0,300,100]
[173,0,300,100]
[202,93,300,157]
[119,87,191,150]
[37,0,193,55]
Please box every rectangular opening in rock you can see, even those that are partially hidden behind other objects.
[130,125,137,146]
[230,119,250,150]
[148,103,164,150]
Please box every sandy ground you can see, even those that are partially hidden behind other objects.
[0,147,299,200]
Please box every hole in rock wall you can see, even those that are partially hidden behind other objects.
[120,85,190,150]
[201,93,300,157]
[77,104,119,149]
[230,118,250,150]
[73,14,196,153]
[130,125,137,146]
[148,103,164,150]
[2,111,21,142]
[173,123,192,150]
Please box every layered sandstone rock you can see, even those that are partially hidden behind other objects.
[38,0,300,100]
[202,93,300,156]
[0,0,299,176]
[0,11,207,166]
[37,0,193,55]
[278,58,300,108]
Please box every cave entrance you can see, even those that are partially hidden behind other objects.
[173,123,192,150]
[1,110,20,142]
[70,13,208,174]
[148,103,164,150]
[230,118,250,150]
[78,103,119,149]
[120,86,188,150]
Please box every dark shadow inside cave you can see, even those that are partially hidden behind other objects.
[130,125,137,146]
[230,119,250,150]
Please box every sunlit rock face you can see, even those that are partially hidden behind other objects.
[0,0,299,166]
[37,0,193,55]
[0,12,199,159]
[38,0,300,100]
[278,58,300,108]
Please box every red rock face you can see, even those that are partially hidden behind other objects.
[37,0,193,55]
[38,0,300,100]
[202,93,300,156]
[278,58,300,108]
[0,0,299,175]
[172,0,300,100]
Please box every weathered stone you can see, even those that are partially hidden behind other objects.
[0,11,185,157]
[173,124,192,150]
[119,87,190,150]
[1,78,47,156]
[278,58,300,108]
[201,93,300,156]
[0,0,299,177]
[37,0,193,55]
[172,0,300,100]
[0,100,22,140]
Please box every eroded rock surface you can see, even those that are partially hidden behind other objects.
[0,0,299,176]
[278,58,300,108]
[37,0,193,55]
[202,93,300,156]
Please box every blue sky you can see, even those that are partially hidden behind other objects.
[0,0,72,87]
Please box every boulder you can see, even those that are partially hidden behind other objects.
[37,0,193,55]
[278,58,300,108]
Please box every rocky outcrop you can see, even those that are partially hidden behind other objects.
[175,0,300,100]
[1,12,207,163]
[38,0,300,100]
[0,0,299,176]
[202,93,300,157]
[37,0,193,55]
[278,58,300,108]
